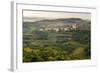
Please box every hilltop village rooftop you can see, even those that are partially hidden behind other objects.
[39,24,79,32]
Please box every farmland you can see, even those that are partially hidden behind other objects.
[23,18,91,62]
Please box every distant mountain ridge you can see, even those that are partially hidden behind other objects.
[23,18,91,33]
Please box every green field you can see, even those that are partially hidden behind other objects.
[23,30,91,62]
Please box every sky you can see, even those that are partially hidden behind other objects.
[23,10,91,22]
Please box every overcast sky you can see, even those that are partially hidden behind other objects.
[23,10,91,22]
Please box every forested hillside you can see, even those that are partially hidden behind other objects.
[23,18,91,62]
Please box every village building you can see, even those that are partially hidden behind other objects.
[38,24,79,32]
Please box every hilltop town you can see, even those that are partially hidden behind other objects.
[39,24,79,32]
[23,18,90,33]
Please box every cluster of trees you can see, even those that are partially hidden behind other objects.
[23,47,69,62]
[23,46,89,62]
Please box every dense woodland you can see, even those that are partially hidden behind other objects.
[23,18,91,62]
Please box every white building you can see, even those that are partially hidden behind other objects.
[64,28,69,31]
[72,24,77,29]
[39,28,44,31]
[54,28,59,32]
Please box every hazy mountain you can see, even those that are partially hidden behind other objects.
[23,18,91,33]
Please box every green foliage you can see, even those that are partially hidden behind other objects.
[23,30,91,62]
